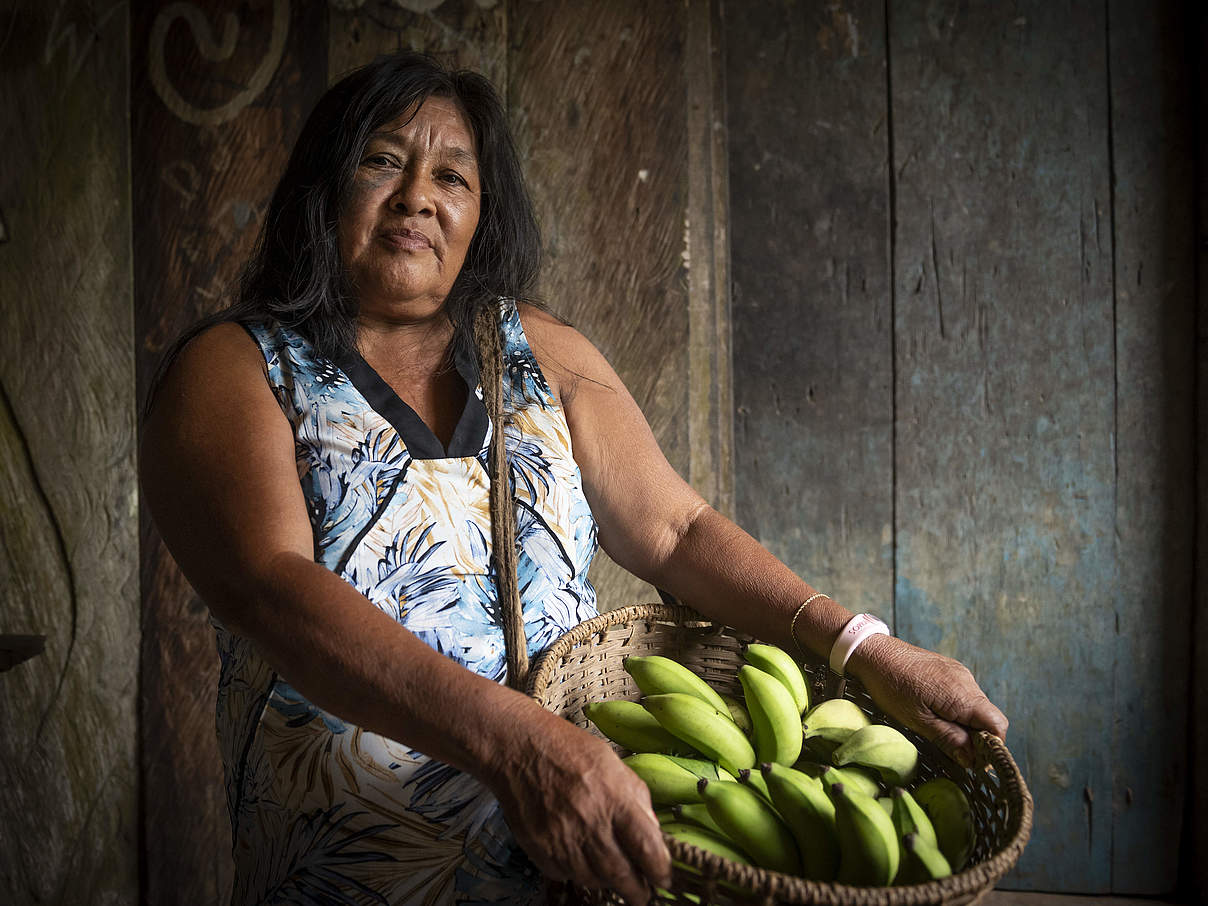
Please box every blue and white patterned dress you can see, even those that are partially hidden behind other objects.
[214,299,599,905]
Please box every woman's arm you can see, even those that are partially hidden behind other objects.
[140,322,670,904]
[523,308,1007,767]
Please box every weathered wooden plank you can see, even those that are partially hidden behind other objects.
[0,2,137,902]
[1193,4,1208,900]
[1106,0,1195,893]
[328,0,506,88]
[686,0,734,519]
[889,2,1114,890]
[507,0,691,609]
[725,0,894,616]
[131,2,327,901]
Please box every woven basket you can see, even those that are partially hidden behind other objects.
[526,604,1033,906]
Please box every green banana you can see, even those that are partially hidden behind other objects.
[743,643,811,714]
[833,724,920,786]
[643,693,756,776]
[896,831,953,884]
[698,778,801,875]
[832,782,900,886]
[802,698,872,758]
[761,762,839,882]
[877,796,894,815]
[671,802,727,837]
[622,752,704,805]
[661,821,752,866]
[655,807,678,825]
[739,664,804,765]
[816,764,882,799]
[736,767,774,804]
[913,777,974,871]
[582,700,689,754]
[720,693,753,735]
[888,786,938,849]
[656,888,701,906]
[663,755,727,781]
[624,655,730,713]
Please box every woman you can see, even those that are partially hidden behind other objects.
[142,52,1007,905]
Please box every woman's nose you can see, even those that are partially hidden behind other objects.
[389,174,434,215]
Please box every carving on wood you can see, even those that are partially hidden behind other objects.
[149,0,289,125]
[44,0,124,88]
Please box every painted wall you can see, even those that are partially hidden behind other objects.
[0,0,1199,901]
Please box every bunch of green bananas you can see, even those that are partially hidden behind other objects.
[581,645,976,888]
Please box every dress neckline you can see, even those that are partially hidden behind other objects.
[333,337,489,460]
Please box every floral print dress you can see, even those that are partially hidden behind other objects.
[215,300,599,905]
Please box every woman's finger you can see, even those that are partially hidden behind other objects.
[584,834,651,906]
[969,695,1009,740]
[923,715,975,768]
[615,808,673,891]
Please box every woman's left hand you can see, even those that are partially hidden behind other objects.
[846,634,1009,769]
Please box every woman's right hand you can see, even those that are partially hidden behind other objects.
[485,701,672,905]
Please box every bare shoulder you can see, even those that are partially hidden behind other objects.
[151,321,266,405]
[143,320,283,453]
[515,303,617,405]
[173,320,265,380]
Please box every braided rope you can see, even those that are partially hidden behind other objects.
[473,302,529,691]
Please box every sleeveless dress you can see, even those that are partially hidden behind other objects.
[213,300,599,905]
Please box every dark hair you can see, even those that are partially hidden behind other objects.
[145,51,542,414]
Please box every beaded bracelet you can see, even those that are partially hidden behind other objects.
[789,593,830,658]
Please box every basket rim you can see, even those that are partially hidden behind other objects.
[526,603,1035,905]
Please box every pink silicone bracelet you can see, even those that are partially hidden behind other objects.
[829,613,891,676]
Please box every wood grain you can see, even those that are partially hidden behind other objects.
[0,2,137,902]
[328,0,506,88]
[507,0,691,610]
[1106,0,1195,893]
[131,2,327,902]
[888,1,1115,890]
[725,0,894,616]
[1192,4,1208,900]
[686,0,734,519]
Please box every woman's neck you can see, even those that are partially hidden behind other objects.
[356,311,455,371]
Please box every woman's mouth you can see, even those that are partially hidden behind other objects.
[380,228,431,250]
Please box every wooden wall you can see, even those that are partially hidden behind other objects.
[0,0,1199,901]
[728,0,1196,894]
[0,2,138,903]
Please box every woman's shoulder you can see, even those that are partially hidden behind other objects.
[170,321,267,382]
[148,321,276,418]
[513,302,626,412]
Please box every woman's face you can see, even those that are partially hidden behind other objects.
[338,96,481,323]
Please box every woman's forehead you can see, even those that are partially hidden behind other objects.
[372,96,477,159]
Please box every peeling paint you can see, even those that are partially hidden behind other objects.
[1048,763,1072,789]
[816,1,859,58]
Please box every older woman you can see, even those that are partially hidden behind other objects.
[141,52,1006,905]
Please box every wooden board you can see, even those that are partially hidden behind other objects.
[0,2,137,902]
[328,0,505,88]
[507,0,692,610]
[1105,0,1195,892]
[685,0,734,519]
[131,2,327,902]
[1193,4,1208,900]
[725,0,894,616]
[888,1,1115,890]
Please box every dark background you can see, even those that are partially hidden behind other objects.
[0,0,1203,901]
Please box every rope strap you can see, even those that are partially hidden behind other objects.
[473,303,529,691]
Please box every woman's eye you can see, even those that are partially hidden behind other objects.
[363,154,395,167]
[439,171,466,187]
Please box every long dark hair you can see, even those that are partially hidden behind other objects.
[145,51,542,415]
